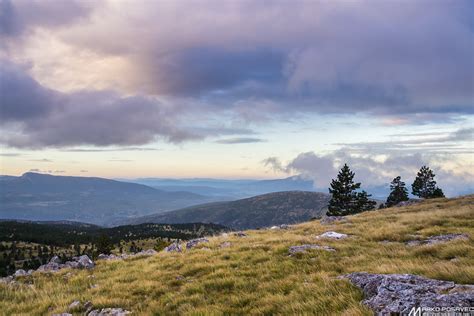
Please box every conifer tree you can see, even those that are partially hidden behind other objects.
[385,176,409,207]
[327,164,375,215]
[412,166,444,199]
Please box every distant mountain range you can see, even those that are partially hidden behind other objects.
[122,191,331,229]
[119,176,316,199]
[0,172,221,226]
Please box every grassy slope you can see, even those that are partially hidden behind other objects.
[1,195,473,315]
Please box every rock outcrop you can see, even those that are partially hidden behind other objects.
[164,242,182,253]
[186,238,209,249]
[407,233,469,246]
[344,272,474,315]
[37,255,94,272]
[288,244,336,255]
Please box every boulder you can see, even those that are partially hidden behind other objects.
[87,308,131,316]
[37,262,62,272]
[344,272,474,315]
[316,231,348,239]
[288,244,336,255]
[186,238,209,249]
[77,255,95,269]
[14,269,28,277]
[320,216,348,225]
[164,243,182,253]
[50,256,62,264]
[0,276,14,284]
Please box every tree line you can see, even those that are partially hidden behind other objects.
[327,164,444,216]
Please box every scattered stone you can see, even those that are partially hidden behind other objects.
[36,255,94,273]
[52,313,72,316]
[77,255,95,269]
[14,269,29,277]
[407,233,469,246]
[320,216,348,225]
[316,231,348,239]
[344,272,474,315]
[164,243,182,253]
[270,224,291,230]
[288,244,336,255]
[87,308,131,316]
[186,238,209,249]
[68,300,81,311]
[219,241,232,248]
[234,231,247,237]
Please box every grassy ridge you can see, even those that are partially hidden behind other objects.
[1,195,473,315]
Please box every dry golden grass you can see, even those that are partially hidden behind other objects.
[1,195,473,315]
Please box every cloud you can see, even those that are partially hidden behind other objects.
[0,61,254,148]
[28,158,52,162]
[4,0,470,120]
[0,0,92,38]
[0,153,22,157]
[216,137,266,144]
[335,128,474,154]
[59,147,161,152]
[263,150,473,197]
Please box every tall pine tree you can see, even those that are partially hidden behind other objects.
[412,166,445,199]
[327,164,375,215]
[385,176,409,207]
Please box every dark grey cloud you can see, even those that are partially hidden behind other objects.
[0,61,254,148]
[0,0,92,38]
[216,137,266,144]
[42,0,473,120]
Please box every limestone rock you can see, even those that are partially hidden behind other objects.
[316,231,348,239]
[68,300,81,311]
[164,243,182,252]
[186,238,209,249]
[288,244,336,255]
[344,272,474,315]
[219,241,232,248]
[87,308,131,316]
[407,233,469,246]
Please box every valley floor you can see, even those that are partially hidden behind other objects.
[1,196,473,315]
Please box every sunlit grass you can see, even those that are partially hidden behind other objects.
[1,195,473,315]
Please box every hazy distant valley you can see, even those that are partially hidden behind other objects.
[0,172,325,227]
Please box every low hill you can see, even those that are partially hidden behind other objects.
[1,196,472,315]
[0,221,229,247]
[124,191,331,229]
[0,172,221,226]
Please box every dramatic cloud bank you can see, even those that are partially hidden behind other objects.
[1,0,473,148]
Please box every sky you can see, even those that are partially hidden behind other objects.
[0,0,473,196]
